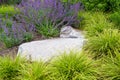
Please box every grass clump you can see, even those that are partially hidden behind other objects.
[22,61,49,80]
[2,51,120,80]
[84,29,120,58]
[0,56,49,80]
[0,56,25,80]
[81,12,114,37]
[48,51,97,80]
[98,51,120,80]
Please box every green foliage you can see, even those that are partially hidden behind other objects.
[0,56,48,80]
[0,56,25,80]
[1,51,120,80]
[48,51,97,80]
[0,0,21,5]
[22,61,49,80]
[81,12,114,37]
[23,32,33,42]
[98,51,120,80]
[0,35,21,48]
[61,0,81,3]
[109,11,120,29]
[82,0,120,12]
[0,5,18,17]
[84,29,120,58]
[0,18,12,34]
[36,21,59,38]
[2,18,13,27]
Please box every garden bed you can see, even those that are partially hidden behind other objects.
[0,0,120,80]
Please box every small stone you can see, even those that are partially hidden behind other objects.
[60,26,84,38]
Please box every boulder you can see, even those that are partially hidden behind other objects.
[18,38,85,62]
[60,26,84,38]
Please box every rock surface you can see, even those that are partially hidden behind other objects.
[18,38,85,61]
[60,26,84,38]
[18,26,85,61]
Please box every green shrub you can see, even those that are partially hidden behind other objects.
[22,61,49,80]
[0,0,21,5]
[48,51,97,80]
[84,29,120,58]
[109,11,120,30]
[82,0,120,12]
[0,56,25,80]
[81,12,114,37]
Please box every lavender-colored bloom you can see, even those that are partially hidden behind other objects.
[0,19,34,45]
[28,24,35,32]
[18,0,84,28]
[1,25,9,35]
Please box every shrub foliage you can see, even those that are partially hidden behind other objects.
[82,0,120,12]
[109,11,120,30]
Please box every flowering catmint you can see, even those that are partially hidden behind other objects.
[0,20,34,48]
[18,0,84,28]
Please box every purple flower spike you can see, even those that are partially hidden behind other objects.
[18,0,84,28]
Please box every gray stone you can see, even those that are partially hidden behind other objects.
[60,26,84,38]
[17,38,85,62]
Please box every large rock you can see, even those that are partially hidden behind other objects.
[60,26,84,38]
[18,38,85,61]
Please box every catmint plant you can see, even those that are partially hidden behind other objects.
[0,20,34,48]
[18,0,83,37]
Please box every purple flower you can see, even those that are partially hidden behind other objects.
[2,25,9,35]
[18,0,84,28]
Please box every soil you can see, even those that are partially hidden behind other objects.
[0,46,18,58]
